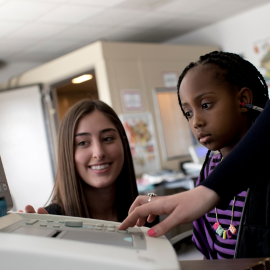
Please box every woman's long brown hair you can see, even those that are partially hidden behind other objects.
[49,99,138,221]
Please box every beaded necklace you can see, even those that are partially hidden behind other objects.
[212,156,237,239]
[213,197,237,239]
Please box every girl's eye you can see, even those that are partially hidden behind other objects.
[202,103,211,109]
[185,111,193,119]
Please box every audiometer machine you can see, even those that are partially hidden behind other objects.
[0,157,180,270]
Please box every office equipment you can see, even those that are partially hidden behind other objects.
[0,158,180,270]
[180,145,209,176]
[142,170,185,185]
[0,157,12,216]
[188,145,208,164]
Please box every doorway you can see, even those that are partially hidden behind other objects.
[52,69,99,122]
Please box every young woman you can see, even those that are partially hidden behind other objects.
[22,99,157,225]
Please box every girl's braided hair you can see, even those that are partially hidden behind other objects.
[176,51,269,181]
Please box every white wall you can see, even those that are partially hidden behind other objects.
[0,85,54,211]
[166,2,270,69]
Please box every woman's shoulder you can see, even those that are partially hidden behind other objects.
[44,203,62,215]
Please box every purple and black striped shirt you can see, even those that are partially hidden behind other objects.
[192,153,247,259]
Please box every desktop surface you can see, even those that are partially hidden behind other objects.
[179,257,266,270]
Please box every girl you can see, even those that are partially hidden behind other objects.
[119,52,270,259]
[177,51,269,259]
[22,99,157,224]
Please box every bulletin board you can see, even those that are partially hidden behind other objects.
[119,112,160,175]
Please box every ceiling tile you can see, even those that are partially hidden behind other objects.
[155,0,218,14]
[0,21,25,37]
[7,23,69,39]
[161,17,214,30]
[99,27,144,42]
[54,25,108,40]
[38,4,104,24]
[67,0,128,7]
[14,0,68,2]
[116,0,175,10]
[0,39,37,54]
[24,39,81,53]
[124,12,178,29]
[134,29,189,42]
[83,8,146,27]
[0,1,57,22]
[193,1,246,20]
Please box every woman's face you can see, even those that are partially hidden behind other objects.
[74,110,124,189]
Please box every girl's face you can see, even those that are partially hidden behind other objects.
[74,110,124,189]
[179,67,249,157]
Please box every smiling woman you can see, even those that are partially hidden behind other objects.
[20,99,154,223]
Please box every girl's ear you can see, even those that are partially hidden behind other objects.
[239,87,253,113]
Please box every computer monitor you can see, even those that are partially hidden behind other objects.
[188,145,208,164]
[0,156,13,212]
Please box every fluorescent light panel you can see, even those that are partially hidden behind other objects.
[72,74,92,84]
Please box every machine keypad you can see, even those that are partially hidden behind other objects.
[18,219,131,235]
[26,219,39,225]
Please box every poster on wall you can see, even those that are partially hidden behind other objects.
[119,112,160,175]
[162,72,178,88]
[121,89,143,111]
[253,38,270,95]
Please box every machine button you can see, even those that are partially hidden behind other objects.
[58,221,65,223]
[96,223,104,227]
[108,224,116,228]
[117,230,128,234]
[40,224,47,227]
[65,220,83,227]
[53,225,60,228]
[107,228,115,232]
[26,219,39,225]
[47,220,53,223]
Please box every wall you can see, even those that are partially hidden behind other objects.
[1,41,112,107]
[101,42,218,171]
[166,2,270,67]
[3,41,218,173]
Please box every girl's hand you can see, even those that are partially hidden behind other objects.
[118,186,220,237]
[17,205,48,214]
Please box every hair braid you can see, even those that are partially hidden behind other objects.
[177,62,197,120]
[177,51,269,122]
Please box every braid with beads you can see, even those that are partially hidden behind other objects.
[177,51,269,180]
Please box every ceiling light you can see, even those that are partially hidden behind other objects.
[72,74,92,84]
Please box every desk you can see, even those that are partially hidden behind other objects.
[179,258,265,270]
